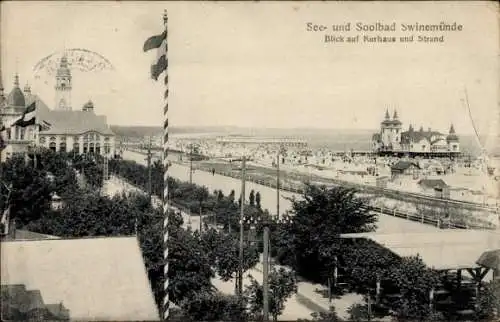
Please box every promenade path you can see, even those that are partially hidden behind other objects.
[103,174,328,320]
[122,150,441,234]
[116,150,449,319]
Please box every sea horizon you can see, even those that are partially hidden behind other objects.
[111,125,499,157]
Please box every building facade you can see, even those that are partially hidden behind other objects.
[0,56,115,161]
[372,109,460,156]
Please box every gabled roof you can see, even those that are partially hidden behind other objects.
[30,95,114,136]
[1,236,160,321]
[418,179,448,189]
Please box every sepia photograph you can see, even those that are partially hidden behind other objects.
[1,1,499,321]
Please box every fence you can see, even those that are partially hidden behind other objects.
[124,149,497,230]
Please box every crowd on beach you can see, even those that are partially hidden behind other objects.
[170,138,499,206]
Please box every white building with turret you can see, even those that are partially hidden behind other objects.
[0,56,115,161]
[372,109,460,155]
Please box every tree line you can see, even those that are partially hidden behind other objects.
[1,151,498,321]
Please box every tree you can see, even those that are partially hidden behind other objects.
[245,267,298,321]
[297,307,343,322]
[1,155,54,226]
[249,190,255,207]
[202,230,259,282]
[181,291,247,321]
[385,256,440,321]
[229,190,235,203]
[276,184,377,283]
[475,279,500,321]
[255,191,261,209]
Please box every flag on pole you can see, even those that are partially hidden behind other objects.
[144,30,168,80]
[13,102,36,127]
[144,10,170,321]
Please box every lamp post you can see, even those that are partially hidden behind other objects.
[238,155,246,298]
[243,212,273,321]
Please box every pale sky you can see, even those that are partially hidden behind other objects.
[1,1,498,137]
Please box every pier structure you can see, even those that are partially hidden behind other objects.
[372,109,461,158]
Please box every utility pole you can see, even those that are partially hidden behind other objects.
[238,155,246,298]
[276,147,280,221]
[262,218,270,321]
[189,144,193,185]
[103,154,109,181]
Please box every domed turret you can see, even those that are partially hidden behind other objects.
[446,124,459,142]
[6,74,25,108]
[82,100,94,112]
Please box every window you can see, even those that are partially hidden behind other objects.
[73,142,80,154]
[89,143,95,154]
[39,137,46,144]
[60,136,67,141]
[96,143,101,155]
[104,137,110,142]
[104,144,111,154]
[59,142,67,153]
[49,142,56,152]
[50,136,56,142]
[83,143,88,154]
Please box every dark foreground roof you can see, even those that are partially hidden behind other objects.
[418,179,449,189]
[391,160,420,171]
[1,284,70,321]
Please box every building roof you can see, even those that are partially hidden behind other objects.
[32,96,114,136]
[400,130,445,145]
[1,284,70,320]
[391,160,420,171]
[1,236,160,321]
[6,79,25,108]
[341,230,500,271]
[417,179,448,189]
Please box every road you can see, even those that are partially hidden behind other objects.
[123,150,441,234]
[103,173,336,319]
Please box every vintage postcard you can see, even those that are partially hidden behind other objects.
[1,1,499,321]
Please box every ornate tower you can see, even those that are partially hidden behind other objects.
[54,55,72,110]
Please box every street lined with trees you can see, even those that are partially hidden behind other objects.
[1,150,498,321]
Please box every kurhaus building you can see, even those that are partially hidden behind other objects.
[372,109,460,157]
[0,56,115,161]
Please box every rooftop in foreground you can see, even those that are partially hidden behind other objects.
[341,230,500,271]
[1,236,159,321]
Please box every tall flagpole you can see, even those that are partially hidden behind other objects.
[161,9,170,322]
